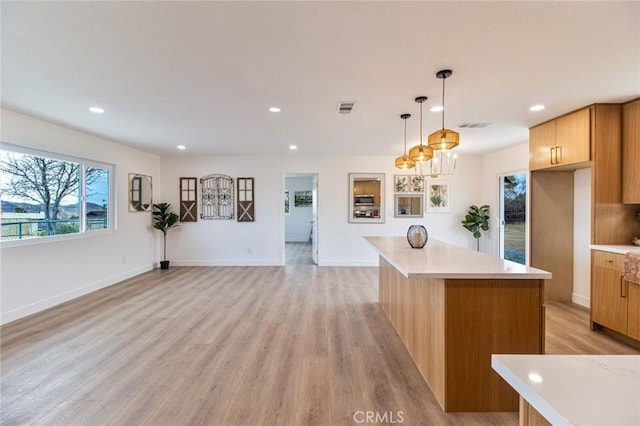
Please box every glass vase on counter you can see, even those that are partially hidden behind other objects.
[407,225,428,248]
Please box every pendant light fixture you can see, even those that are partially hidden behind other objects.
[428,69,459,151]
[395,114,416,170]
[408,96,433,163]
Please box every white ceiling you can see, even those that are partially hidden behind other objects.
[2,1,639,157]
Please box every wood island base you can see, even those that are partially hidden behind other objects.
[378,256,545,412]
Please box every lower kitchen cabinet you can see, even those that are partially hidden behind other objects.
[591,250,640,343]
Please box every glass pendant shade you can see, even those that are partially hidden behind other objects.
[428,128,460,150]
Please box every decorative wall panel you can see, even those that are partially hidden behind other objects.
[237,177,255,222]
[179,177,197,222]
[200,174,234,220]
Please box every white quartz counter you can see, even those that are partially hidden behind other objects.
[492,354,640,426]
[365,236,551,279]
[591,245,640,255]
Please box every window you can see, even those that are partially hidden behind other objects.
[1,144,114,243]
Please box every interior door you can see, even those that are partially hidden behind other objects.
[311,175,319,265]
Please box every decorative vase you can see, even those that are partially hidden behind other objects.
[407,225,428,249]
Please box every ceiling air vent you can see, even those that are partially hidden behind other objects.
[336,102,356,114]
[457,122,491,129]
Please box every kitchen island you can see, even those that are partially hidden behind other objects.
[365,236,552,412]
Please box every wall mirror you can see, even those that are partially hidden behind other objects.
[128,173,153,212]
[349,173,385,223]
[394,194,423,218]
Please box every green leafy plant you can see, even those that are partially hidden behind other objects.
[152,202,179,263]
[461,205,490,251]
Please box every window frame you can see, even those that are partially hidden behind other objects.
[1,143,116,247]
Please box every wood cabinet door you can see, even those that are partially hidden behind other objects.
[628,282,640,340]
[592,266,628,334]
[555,108,591,166]
[529,121,555,170]
[623,99,640,203]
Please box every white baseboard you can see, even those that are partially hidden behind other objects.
[171,259,283,267]
[1,264,153,326]
[572,292,590,308]
[319,259,379,267]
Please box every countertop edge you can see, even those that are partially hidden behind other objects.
[591,244,640,255]
[491,355,570,426]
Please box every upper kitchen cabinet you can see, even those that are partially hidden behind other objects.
[529,107,591,171]
[622,98,640,204]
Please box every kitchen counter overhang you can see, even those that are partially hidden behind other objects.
[365,236,552,280]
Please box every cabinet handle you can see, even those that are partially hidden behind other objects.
[550,147,556,164]
[556,145,562,164]
[621,276,627,298]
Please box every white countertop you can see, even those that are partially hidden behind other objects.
[591,245,640,255]
[492,354,640,426]
[365,236,551,279]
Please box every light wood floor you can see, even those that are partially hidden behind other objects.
[285,242,315,265]
[1,266,638,426]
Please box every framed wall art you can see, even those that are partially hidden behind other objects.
[349,173,385,223]
[394,175,424,193]
[294,191,312,207]
[394,194,423,218]
[426,179,450,213]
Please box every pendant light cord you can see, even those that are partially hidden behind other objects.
[420,101,423,146]
[441,77,446,130]
[403,118,407,155]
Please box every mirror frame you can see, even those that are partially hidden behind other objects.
[128,173,153,212]
[349,173,385,224]
[394,194,424,218]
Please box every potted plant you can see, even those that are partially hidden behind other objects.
[461,205,490,251]
[152,202,179,269]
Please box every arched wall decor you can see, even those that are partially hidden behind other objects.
[200,174,234,220]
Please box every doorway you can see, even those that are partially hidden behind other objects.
[499,172,527,265]
[284,173,318,265]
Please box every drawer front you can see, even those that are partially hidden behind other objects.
[592,251,624,272]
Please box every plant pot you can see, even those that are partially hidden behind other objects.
[160,260,170,270]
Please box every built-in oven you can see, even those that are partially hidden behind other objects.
[354,194,375,205]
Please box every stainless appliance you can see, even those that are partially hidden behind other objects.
[354,194,375,205]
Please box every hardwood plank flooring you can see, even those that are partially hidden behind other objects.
[1,267,637,426]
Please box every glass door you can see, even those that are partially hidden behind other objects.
[499,173,527,265]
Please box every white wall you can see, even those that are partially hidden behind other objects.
[160,154,483,266]
[285,176,313,242]
[480,143,530,257]
[573,168,592,307]
[0,109,161,324]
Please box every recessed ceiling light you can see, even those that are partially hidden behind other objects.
[289,145,298,150]
[430,105,444,112]
[177,145,186,150]
[529,104,545,112]
[89,106,105,114]
[269,107,282,112]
